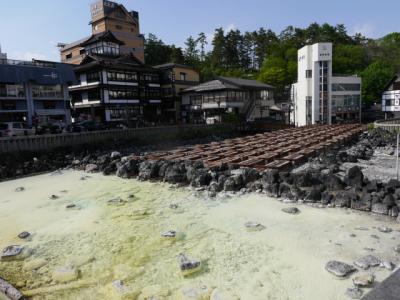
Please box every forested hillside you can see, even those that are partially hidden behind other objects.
[145,23,400,104]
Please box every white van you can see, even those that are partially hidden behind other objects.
[0,122,35,137]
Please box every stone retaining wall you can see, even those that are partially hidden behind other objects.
[0,124,235,154]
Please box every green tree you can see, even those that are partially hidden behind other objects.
[196,32,208,61]
[184,36,199,67]
[361,60,395,105]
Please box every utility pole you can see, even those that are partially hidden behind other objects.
[397,133,399,181]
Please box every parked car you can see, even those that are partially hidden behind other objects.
[36,123,64,135]
[0,122,35,137]
[66,121,107,133]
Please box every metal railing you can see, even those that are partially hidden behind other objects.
[374,118,400,132]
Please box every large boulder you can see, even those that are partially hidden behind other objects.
[351,193,372,211]
[232,168,259,184]
[325,174,345,191]
[164,163,187,184]
[190,169,212,187]
[261,169,279,185]
[293,171,316,188]
[334,190,358,208]
[305,187,322,203]
[385,179,400,193]
[138,161,161,180]
[116,159,140,178]
[371,203,390,215]
[345,166,364,188]
[325,261,356,277]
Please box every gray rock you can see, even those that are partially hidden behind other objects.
[18,232,30,239]
[388,206,399,218]
[85,164,98,173]
[353,274,374,287]
[178,253,201,276]
[354,255,381,270]
[49,194,59,200]
[66,204,76,209]
[244,221,266,232]
[282,207,300,214]
[169,204,179,209]
[111,151,121,159]
[394,245,400,253]
[380,261,395,271]
[371,203,389,215]
[0,277,23,300]
[346,287,363,299]
[377,226,392,233]
[108,197,126,205]
[161,231,176,238]
[15,187,25,192]
[1,245,24,261]
[325,261,356,277]
[346,166,364,188]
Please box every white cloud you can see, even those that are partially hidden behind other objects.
[9,51,49,61]
[351,23,376,38]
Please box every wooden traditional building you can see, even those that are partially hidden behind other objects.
[382,74,400,118]
[182,77,275,124]
[68,32,162,125]
[58,0,145,64]
[154,63,200,123]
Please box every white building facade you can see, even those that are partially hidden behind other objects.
[291,43,362,126]
[382,74,400,115]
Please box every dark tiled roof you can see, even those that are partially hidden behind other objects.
[81,31,125,47]
[183,79,239,93]
[60,36,91,51]
[154,63,195,70]
[74,54,159,73]
[0,61,77,85]
[183,76,275,93]
[218,76,275,89]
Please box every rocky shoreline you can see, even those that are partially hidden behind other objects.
[66,128,400,223]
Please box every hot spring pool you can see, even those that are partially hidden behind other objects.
[0,170,399,299]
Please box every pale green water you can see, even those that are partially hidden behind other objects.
[0,171,399,299]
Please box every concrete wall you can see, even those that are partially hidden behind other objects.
[0,124,235,154]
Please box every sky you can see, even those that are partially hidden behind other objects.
[0,0,399,62]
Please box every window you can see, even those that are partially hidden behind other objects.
[107,70,137,82]
[180,72,187,81]
[85,41,120,56]
[88,90,101,101]
[32,85,63,98]
[109,107,142,120]
[146,88,160,98]
[1,101,16,110]
[0,84,25,98]
[140,73,159,83]
[332,83,361,92]
[393,82,400,90]
[116,25,123,30]
[80,49,86,55]
[162,88,173,96]
[66,53,72,59]
[109,88,139,100]
[43,101,56,109]
[306,70,312,78]
[87,72,101,83]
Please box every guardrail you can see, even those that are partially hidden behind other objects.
[0,124,234,154]
[374,118,400,132]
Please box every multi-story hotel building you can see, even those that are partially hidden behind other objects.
[291,43,362,126]
[382,74,400,117]
[181,77,275,124]
[58,0,145,65]
[154,63,200,123]
[0,53,76,126]
[68,32,162,125]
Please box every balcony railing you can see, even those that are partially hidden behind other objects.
[0,58,56,68]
